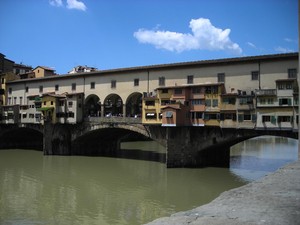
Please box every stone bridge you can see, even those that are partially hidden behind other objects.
[0,120,298,168]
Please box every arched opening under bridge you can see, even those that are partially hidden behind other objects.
[85,94,101,117]
[0,127,43,150]
[125,92,142,117]
[229,135,298,181]
[103,94,123,117]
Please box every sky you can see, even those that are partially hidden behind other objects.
[0,0,298,74]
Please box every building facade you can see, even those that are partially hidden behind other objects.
[0,53,298,130]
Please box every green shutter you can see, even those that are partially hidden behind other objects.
[288,99,292,106]
[279,99,283,105]
[271,116,276,124]
[238,114,243,122]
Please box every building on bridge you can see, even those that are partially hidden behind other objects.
[0,52,298,130]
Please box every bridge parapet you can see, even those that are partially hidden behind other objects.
[85,117,142,124]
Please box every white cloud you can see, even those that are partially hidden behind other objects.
[66,0,87,11]
[247,42,257,49]
[275,46,294,53]
[284,38,298,43]
[49,0,63,7]
[134,18,242,54]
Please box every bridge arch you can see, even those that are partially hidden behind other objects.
[71,126,149,155]
[125,92,142,117]
[85,94,101,117]
[103,93,123,117]
[0,127,43,150]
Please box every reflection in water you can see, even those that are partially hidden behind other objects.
[0,136,298,225]
[230,136,298,181]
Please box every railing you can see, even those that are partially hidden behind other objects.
[85,116,142,124]
[255,89,277,96]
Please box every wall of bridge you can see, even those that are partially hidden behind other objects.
[0,123,297,168]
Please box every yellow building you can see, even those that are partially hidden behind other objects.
[33,66,56,78]
[141,96,161,124]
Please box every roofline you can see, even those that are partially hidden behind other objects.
[7,52,299,84]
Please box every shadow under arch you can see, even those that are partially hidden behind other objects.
[125,92,142,117]
[103,93,123,117]
[85,94,101,117]
[71,127,165,162]
[0,127,43,150]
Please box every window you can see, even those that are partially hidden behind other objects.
[145,112,157,120]
[251,71,259,80]
[217,73,225,83]
[19,97,23,105]
[278,83,284,90]
[279,98,292,105]
[72,83,76,91]
[25,86,29,93]
[59,100,64,106]
[51,101,53,105]
[145,100,155,106]
[288,68,297,78]
[262,116,271,122]
[90,82,95,89]
[223,97,236,104]
[243,114,251,121]
[162,89,168,94]
[212,99,218,107]
[174,89,182,95]
[259,98,266,104]
[267,98,274,104]
[134,79,139,86]
[111,80,116,88]
[278,116,292,123]
[159,77,165,86]
[8,88,12,95]
[68,101,73,108]
[55,84,59,91]
[286,83,293,89]
[205,99,211,107]
[187,75,194,84]
[191,99,204,105]
[39,86,43,93]
[68,112,75,118]
[192,87,201,94]
[1,78,4,84]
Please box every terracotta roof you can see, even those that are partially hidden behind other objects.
[7,52,298,84]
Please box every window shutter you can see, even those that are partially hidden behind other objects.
[288,99,292,106]
[252,114,257,122]
[238,114,243,122]
[279,99,283,105]
[271,116,276,124]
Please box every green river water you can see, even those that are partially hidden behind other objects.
[0,136,298,225]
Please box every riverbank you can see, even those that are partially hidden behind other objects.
[145,160,300,225]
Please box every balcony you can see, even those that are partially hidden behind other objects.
[255,89,277,96]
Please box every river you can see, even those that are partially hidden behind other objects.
[0,136,298,225]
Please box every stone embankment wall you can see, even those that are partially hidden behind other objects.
[145,161,300,225]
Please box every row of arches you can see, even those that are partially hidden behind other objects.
[84,92,143,118]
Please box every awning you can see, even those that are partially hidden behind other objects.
[37,107,54,111]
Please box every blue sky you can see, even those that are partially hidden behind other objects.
[0,0,298,74]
